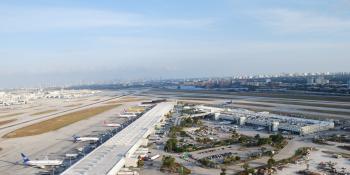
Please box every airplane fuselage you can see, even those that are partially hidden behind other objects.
[119,114,136,118]
[27,160,63,168]
[75,137,99,142]
[104,123,121,127]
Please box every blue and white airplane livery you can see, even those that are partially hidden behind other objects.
[21,153,63,169]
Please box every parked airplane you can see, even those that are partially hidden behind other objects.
[119,113,137,118]
[21,153,63,169]
[72,135,99,143]
[103,121,121,127]
[138,104,152,107]
[65,153,79,159]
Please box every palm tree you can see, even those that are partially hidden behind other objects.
[242,163,250,172]
[267,158,276,168]
[220,168,226,175]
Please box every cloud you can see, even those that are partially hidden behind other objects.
[252,8,350,33]
[2,37,349,72]
[0,6,214,32]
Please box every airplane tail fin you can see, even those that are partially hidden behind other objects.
[21,153,30,163]
[72,135,79,142]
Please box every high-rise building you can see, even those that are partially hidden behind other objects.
[307,77,315,85]
[307,76,329,85]
[315,76,329,85]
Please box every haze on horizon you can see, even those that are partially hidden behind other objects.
[1,0,350,88]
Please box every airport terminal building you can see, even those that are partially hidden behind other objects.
[61,102,174,175]
[196,106,334,135]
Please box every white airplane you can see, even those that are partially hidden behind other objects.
[103,121,121,127]
[21,153,63,169]
[138,104,152,107]
[72,135,99,143]
[65,153,79,159]
[119,113,137,118]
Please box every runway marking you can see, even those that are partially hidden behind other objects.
[0,94,129,131]
[4,104,121,138]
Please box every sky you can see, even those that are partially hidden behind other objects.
[1,0,350,88]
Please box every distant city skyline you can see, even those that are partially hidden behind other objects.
[1,0,350,88]
[2,71,349,90]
